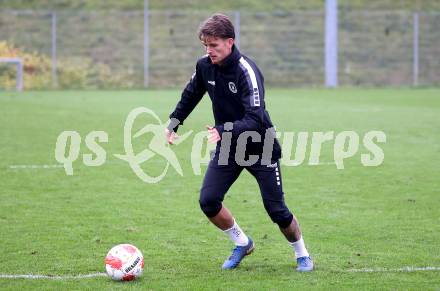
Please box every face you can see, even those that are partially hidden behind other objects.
[202,36,234,65]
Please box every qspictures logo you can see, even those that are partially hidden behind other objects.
[54,107,386,183]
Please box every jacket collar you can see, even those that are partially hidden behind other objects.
[213,44,241,70]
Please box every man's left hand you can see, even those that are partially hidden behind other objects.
[206,125,221,143]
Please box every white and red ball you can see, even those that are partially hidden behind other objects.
[105,244,144,281]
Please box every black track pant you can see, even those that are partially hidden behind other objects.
[199,159,294,228]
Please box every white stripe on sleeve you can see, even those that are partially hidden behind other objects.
[239,57,260,107]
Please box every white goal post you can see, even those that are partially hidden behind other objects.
[0,57,23,91]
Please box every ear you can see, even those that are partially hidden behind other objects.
[227,38,234,48]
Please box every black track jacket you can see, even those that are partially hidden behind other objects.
[168,45,281,161]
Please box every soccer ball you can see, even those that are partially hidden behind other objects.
[105,244,144,281]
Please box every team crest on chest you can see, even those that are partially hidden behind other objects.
[228,82,237,93]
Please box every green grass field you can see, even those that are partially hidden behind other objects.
[0,89,439,290]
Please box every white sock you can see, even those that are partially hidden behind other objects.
[289,236,309,258]
[223,220,249,246]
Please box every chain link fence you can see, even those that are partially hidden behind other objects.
[339,10,440,86]
[0,9,439,89]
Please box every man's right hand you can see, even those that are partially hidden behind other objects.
[165,128,178,145]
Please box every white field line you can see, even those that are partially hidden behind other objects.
[8,161,336,170]
[347,266,440,273]
[9,164,64,169]
[307,162,336,166]
[1,267,439,280]
[0,273,107,280]
[8,160,125,170]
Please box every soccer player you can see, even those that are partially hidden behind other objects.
[166,13,313,271]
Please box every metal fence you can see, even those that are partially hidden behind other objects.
[0,9,439,89]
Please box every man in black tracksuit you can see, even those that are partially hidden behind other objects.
[166,13,313,271]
